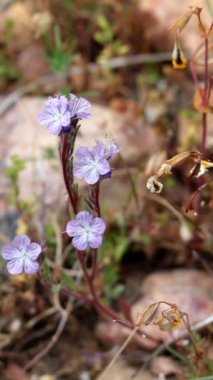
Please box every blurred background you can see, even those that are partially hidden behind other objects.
[0,1,213,379]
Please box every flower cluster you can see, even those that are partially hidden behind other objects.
[1,235,42,275]
[73,140,119,185]
[66,211,106,250]
[38,94,91,135]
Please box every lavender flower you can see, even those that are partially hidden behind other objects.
[38,94,91,136]
[73,140,119,185]
[38,95,71,135]
[1,235,42,275]
[104,141,120,159]
[69,94,92,120]
[66,211,106,250]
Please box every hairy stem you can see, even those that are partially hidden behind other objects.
[200,36,209,155]
[60,133,78,214]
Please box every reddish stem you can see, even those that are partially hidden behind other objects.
[189,60,203,100]
[77,251,122,321]
[201,113,207,157]
[203,37,209,105]
[95,181,101,217]
[60,133,78,214]
[200,36,209,156]
[90,249,98,281]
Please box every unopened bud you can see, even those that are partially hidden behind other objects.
[172,43,187,69]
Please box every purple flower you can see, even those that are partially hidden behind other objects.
[69,94,92,120]
[98,140,119,159]
[1,235,42,275]
[38,95,71,135]
[38,93,92,136]
[66,211,106,250]
[73,140,119,185]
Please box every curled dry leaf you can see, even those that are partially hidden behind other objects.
[136,302,160,326]
[169,7,202,33]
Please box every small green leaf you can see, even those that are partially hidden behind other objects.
[43,147,56,159]
[52,283,62,293]
[103,266,117,287]
[110,284,125,300]
[61,271,77,290]
[41,259,52,281]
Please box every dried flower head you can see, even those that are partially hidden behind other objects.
[157,163,173,177]
[1,235,42,275]
[147,175,163,193]
[169,7,202,33]
[136,303,160,327]
[191,160,213,177]
[66,211,106,250]
[155,308,182,331]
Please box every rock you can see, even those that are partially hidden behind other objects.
[131,269,213,344]
[151,355,180,377]
[96,269,213,350]
[0,2,33,53]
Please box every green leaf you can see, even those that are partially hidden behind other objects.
[45,224,56,245]
[103,266,117,287]
[52,283,62,293]
[41,259,52,281]
[43,147,56,159]
[110,284,125,300]
[61,271,77,290]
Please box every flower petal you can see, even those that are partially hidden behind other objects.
[24,258,39,274]
[105,142,119,159]
[72,234,88,250]
[69,94,91,119]
[76,211,93,226]
[75,146,92,162]
[26,243,42,260]
[13,235,30,251]
[91,217,106,235]
[88,233,103,249]
[2,243,22,260]
[92,141,105,160]
[83,167,100,184]
[73,161,92,179]
[7,258,24,275]
[46,121,63,135]
[66,220,85,237]
[97,159,111,175]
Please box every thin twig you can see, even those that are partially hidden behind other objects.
[99,325,139,380]
[25,307,57,330]
[24,298,72,371]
